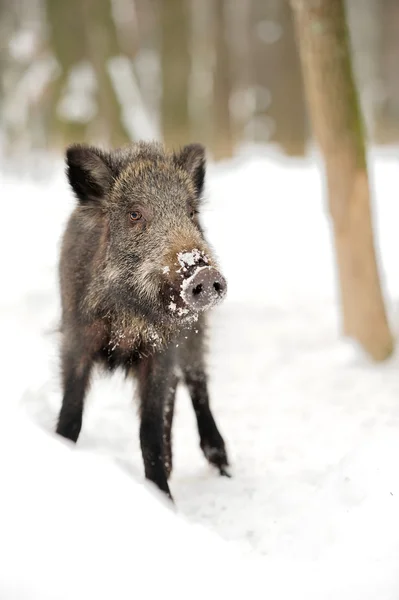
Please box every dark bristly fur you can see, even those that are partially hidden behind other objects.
[56,141,229,501]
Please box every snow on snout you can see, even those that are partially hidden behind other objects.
[176,249,209,274]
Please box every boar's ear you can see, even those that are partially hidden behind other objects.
[66,144,114,204]
[173,143,206,197]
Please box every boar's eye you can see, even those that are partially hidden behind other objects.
[129,210,142,222]
[189,209,199,219]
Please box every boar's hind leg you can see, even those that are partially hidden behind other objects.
[179,324,230,477]
[56,344,93,443]
[138,350,175,500]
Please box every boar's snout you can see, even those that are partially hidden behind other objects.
[181,266,227,311]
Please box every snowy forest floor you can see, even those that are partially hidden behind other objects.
[1,146,399,598]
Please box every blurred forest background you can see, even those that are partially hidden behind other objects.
[1,0,399,165]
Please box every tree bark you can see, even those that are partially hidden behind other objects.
[290,0,393,361]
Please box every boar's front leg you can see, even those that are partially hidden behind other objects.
[137,348,176,500]
[179,320,230,477]
[163,372,178,480]
[56,340,93,443]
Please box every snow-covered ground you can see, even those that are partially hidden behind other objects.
[1,147,399,598]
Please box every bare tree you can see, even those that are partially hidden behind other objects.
[290,0,393,361]
[252,0,307,154]
[81,0,131,147]
[211,0,233,160]
[45,0,88,146]
[227,0,253,147]
[161,0,190,149]
[46,0,130,148]
[189,0,213,148]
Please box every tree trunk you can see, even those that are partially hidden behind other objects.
[251,0,307,155]
[189,0,213,149]
[225,0,252,150]
[211,0,234,161]
[46,0,130,149]
[82,0,131,147]
[290,0,393,361]
[45,0,88,147]
[161,0,190,150]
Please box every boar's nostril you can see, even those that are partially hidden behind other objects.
[192,283,203,296]
[213,281,222,294]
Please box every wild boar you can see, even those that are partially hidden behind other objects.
[56,141,229,501]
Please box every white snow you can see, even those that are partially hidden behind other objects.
[1,147,399,597]
[176,248,209,273]
[177,249,199,267]
[0,406,265,600]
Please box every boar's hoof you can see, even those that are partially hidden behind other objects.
[181,267,227,311]
[202,443,231,478]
